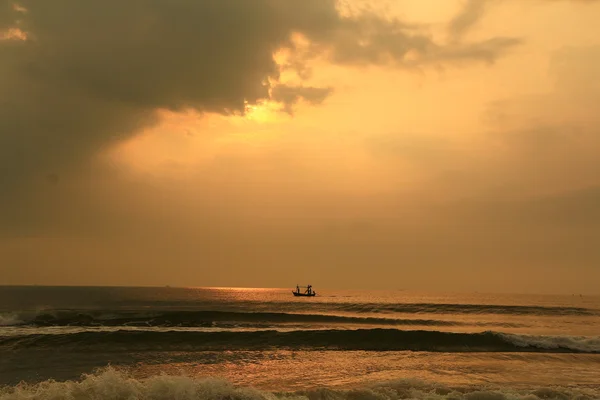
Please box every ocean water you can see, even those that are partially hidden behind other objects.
[1,286,599,399]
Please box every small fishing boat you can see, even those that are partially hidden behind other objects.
[292,285,316,297]
[292,291,316,297]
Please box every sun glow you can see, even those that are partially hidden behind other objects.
[243,101,280,123]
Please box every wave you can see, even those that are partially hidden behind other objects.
[1,367,598,400]
[0,313,22,327]
[0,310,522,329]
[497,332,600,353]
[101,299,600,317]
[319,302,599,316]
[1,329,598,354]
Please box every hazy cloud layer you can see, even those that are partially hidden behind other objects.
[485,46,600,188]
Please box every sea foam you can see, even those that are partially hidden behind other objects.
[0,367,597,400]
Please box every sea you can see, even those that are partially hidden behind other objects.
[1,286,599,400]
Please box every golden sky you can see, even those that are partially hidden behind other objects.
[1,0,600,294]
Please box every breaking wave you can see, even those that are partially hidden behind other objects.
[1,367,598,400]
[2,329,598,354]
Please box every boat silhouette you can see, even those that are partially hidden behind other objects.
[292,285,316,297]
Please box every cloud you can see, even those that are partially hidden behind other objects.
[0,0,522,204]
[408,45,600,200]
[423,45,600,275]
[449,0,494,39]
[448,0,600,40]
[486,46,600,150]
[358,43,600,217]
[271,85,334,114]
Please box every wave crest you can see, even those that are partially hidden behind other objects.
[0,367,597,400]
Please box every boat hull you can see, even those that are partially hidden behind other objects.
[292,291,316,297]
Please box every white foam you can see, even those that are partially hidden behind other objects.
[0,367,598,400]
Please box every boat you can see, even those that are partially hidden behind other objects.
[292,285,316,297]
[292,291,316,297]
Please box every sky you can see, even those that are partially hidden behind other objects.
[1,0,599,294]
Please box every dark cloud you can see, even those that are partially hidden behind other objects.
[0,0,521,203]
